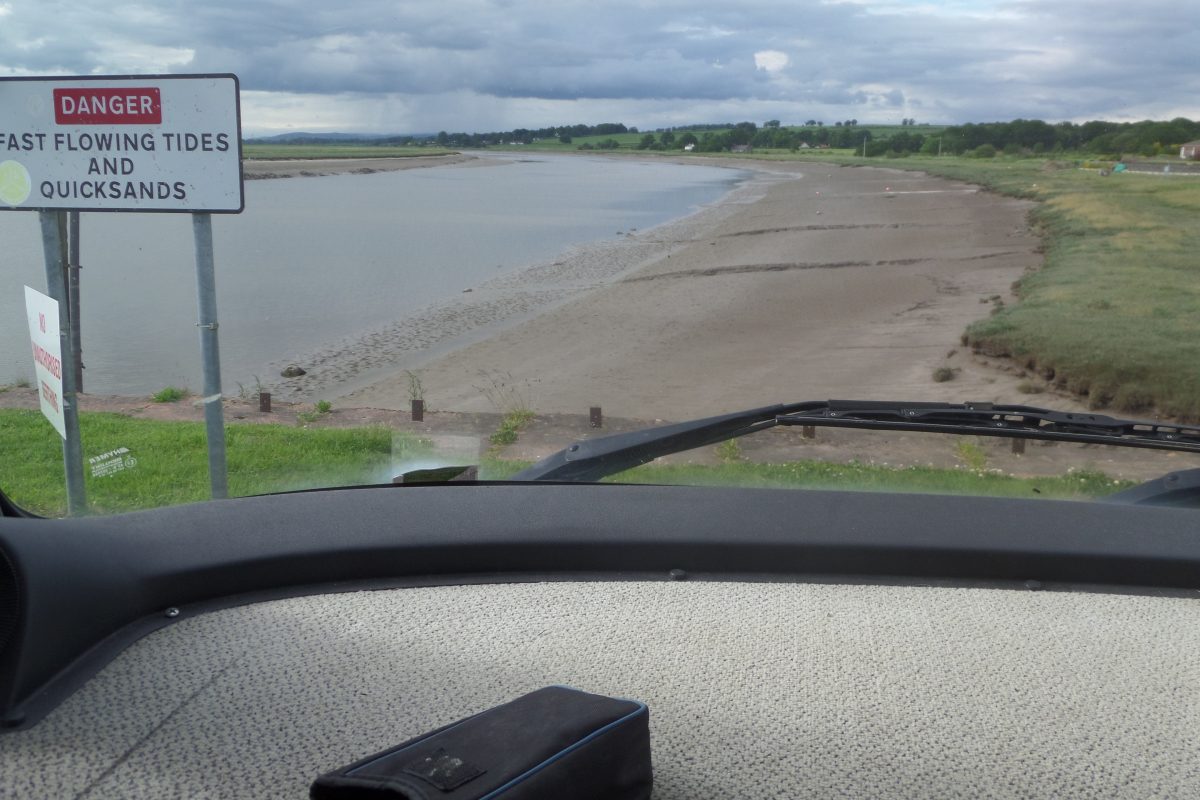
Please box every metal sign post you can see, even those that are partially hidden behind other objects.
[192,213,228,499]
[67,211,83,391]
[37,212,86,514]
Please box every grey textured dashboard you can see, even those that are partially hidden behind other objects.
[3,483,1200,798]
[2,581,1198,798]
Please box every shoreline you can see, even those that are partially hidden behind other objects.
[334,158,1093,420]
[239,152,1101,420]
[260,156,766,403]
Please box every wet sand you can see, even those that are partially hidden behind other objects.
[318,159,1077,420]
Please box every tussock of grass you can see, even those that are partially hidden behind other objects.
[151,386,188,403]
[490,409,535,447]
[932,367,957,383]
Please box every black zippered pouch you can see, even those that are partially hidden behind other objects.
[310,686,652,800]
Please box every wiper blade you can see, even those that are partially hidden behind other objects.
[513,399,1200,482]
[782,400,1200,450]
[512,402,826,482]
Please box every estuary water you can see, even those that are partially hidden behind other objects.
[1,154,743,395]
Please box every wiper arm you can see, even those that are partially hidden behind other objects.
[781,400,1200,450]
[512,402,827,482]
[514,399,1200,482]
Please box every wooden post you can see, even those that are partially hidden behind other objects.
[590,406,602,428]
[411,399,424,422]
[1011,438,1026,455]
[802,425,816,439]
[258,392,271,413]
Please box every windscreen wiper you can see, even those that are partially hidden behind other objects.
[513,400,1200,482]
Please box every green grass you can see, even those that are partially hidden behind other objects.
[151,386,188,403]
[480,456,1131,500]
[489,409,535,447]
[0,409,427,517]
[612,461,1128,499]
[242,144,456,160]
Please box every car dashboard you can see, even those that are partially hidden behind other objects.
[1,484,1199,798]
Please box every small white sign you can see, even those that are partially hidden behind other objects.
[24,285,66,439]
[0,74,243,213]
[89,447,137,478]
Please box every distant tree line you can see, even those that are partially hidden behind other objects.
[376,123,633,148]
[627,121,873,152]
[934,118,1200,157]
[285,116,1200,158]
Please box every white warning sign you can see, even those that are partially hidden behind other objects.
[0,74,243,213]
[24,285,66,439]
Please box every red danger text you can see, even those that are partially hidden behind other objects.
[54,88,162,125]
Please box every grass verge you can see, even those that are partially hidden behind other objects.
[479,457,1131,500]
[0,409,427,517]
[609,460,1130,500]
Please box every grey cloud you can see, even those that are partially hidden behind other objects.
[0,0,1196,126]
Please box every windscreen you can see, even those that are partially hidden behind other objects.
[2,2,1199,515]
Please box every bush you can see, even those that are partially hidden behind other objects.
[971,144,997,159]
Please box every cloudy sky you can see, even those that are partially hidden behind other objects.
[0,0,1196,136]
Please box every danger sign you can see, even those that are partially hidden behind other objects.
[0,74,243,213]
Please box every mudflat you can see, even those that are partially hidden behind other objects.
[336,160,1059,419]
